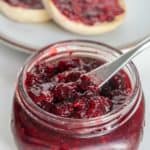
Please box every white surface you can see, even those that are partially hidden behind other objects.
[0,43,150,150]
[0,0,150,51]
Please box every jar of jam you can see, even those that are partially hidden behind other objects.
[11,40,145,150]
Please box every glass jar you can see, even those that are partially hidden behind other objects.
[11,40,145,150]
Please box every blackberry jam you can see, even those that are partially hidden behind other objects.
[4,0,44,9]
[52,0,124,25]
[12,40,145,150]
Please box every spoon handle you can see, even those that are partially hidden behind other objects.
[88,36,150,88]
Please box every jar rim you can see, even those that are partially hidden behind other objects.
[17,40,141,134]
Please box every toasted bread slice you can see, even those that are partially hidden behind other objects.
[0,0,50,23]
[43,0,126,35]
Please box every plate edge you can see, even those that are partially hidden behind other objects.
[0,34,36,53]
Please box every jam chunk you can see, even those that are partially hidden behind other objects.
[25,57,131,119]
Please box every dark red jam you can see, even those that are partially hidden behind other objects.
[25,57,131,119]
[4,0,44,9]
[52,0,124,25]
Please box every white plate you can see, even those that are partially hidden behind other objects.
[0,0,150,53]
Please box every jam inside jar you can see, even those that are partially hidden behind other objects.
[12,40,145,150]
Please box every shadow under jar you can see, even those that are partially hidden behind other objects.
[11,40,145,150]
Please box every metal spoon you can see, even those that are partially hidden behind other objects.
[87,36,150,88]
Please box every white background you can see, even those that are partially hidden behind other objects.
[0,43,150,150]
